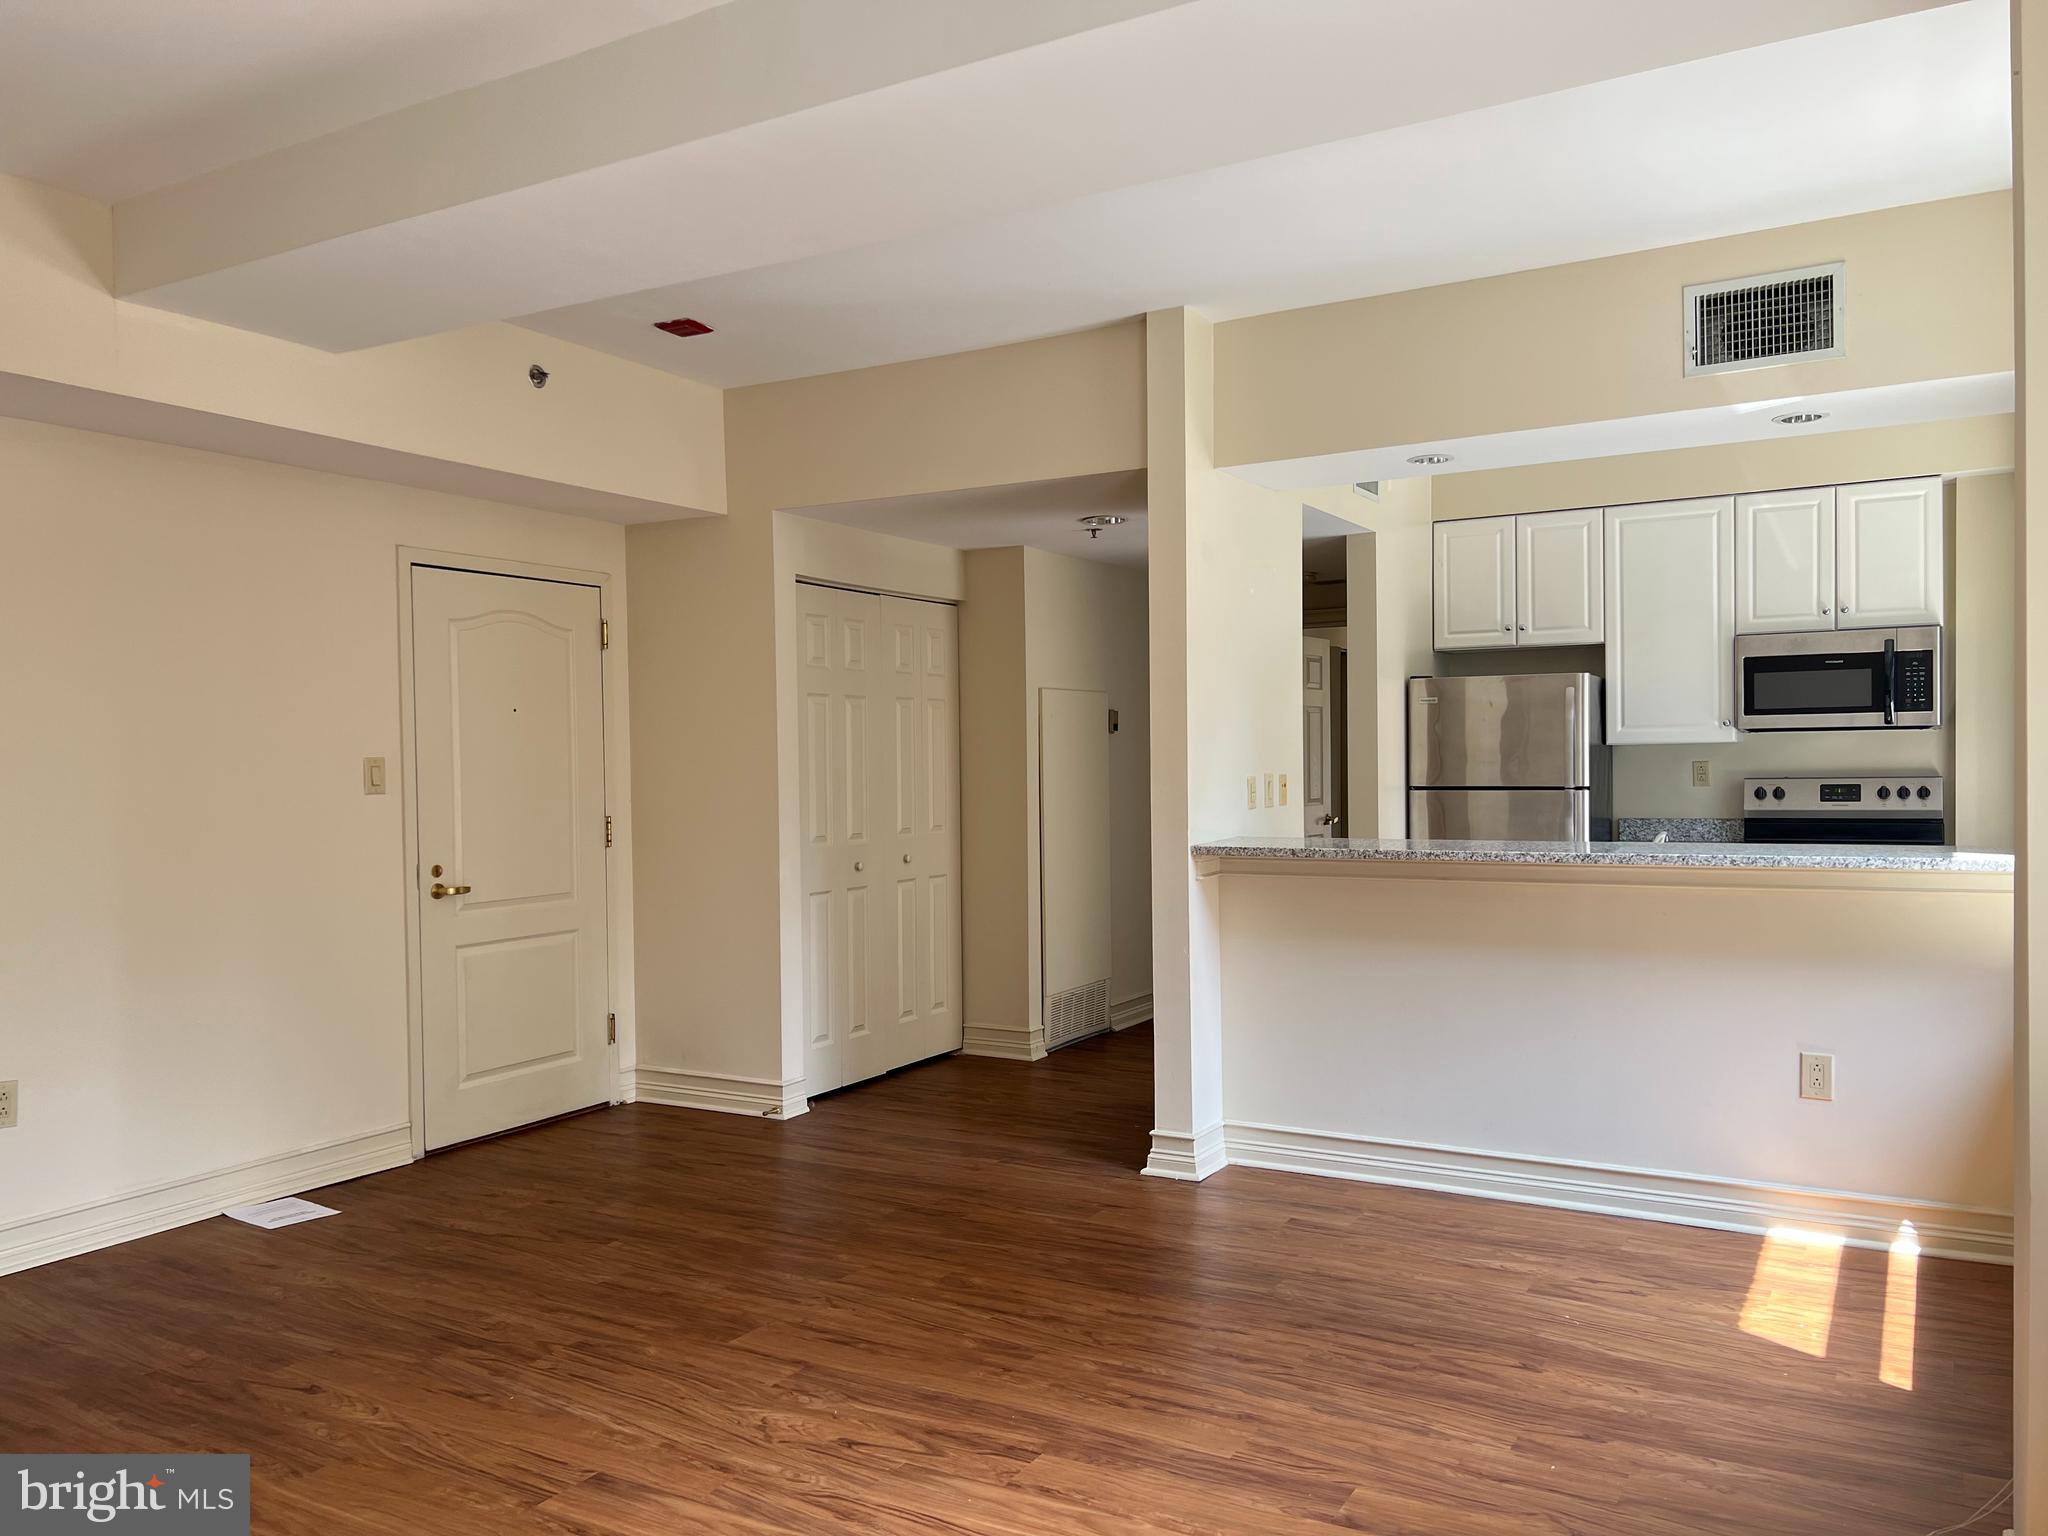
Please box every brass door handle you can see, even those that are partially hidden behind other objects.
[430,882,472,899]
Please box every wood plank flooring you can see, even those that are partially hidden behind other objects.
[0,1026,2013,1534]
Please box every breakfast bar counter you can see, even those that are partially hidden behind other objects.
[1193,836,2015,881]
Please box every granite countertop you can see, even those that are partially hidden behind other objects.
[1192,836,2016,875]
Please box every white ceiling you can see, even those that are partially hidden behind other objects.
[526,0,2008,385]
[789,471,1150,569]
[70,0,1979,371]
[0,0,728,204]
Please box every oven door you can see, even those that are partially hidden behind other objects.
[1735,628,1941,731]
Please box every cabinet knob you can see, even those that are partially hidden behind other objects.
[1502,624,1511,633]
[1841,606,1852,614]
[1821,606,1830,615]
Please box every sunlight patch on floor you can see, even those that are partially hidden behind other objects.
[1739,1225,1845,1358]
[1880,1221,1920,1391]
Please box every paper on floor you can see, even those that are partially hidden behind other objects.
[223,1196,338,1230]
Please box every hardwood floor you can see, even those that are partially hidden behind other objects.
[1,1026,2012,1535]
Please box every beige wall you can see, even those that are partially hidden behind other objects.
[0,414,638,1240]
[957,547,1152,1055]
[724,321,1146,517]
[1217,863,2012,1249]
[0,175,725,516]
[961,549,1032,1046]
[1216,193,2014,469]
[1024,549,1152,1022]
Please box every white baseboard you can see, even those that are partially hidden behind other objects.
[1222,1121,2013,1264]
[630,1067,808,1120]
[1143,1124,1227,1181]
[1110,993,1153,1031]
[961,1022,1045,1062]
[0,1125,414,1277]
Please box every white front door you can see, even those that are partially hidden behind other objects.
[412,566,612,1150]
[1302,638,1335,837]
[798,585,961,1095]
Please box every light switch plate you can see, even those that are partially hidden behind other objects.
[1279,773,1289,806]
[1263,773,1275,808]
[363,757,387,795]
[1247,776,1258,810]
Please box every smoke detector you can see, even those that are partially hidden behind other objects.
[1078,515,1127,540]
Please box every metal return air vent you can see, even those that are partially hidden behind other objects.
[1044,978,1109,1050]
[1683,262,1843,376]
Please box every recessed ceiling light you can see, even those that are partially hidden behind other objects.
[1078,515,1127,540]
[1772,411,1828,426]
[1407,452,1453,466]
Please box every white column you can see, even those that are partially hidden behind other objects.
[1144,308,1305,1178]
[2017,0,2048,1526]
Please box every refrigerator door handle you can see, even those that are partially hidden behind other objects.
[1564,684,1577,788]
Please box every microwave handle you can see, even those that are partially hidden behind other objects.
[1882,637,1897,726]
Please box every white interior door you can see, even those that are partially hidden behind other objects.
[1302,638,1335,837]
[798,585,961,1095]
[412,566,611,1151]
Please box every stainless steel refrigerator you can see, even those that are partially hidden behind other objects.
[1407,673,1610,841]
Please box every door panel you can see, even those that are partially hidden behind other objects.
[1517,508,1603,646]
[799,587,961,1094]
[1736,487,1835,634]
[1302,639,1334,836]
[1604,498,1738,745]
[1837,476,1944,628]
[413,567,610,1150]
[1433,517,1516,649]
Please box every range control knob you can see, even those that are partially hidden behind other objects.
[1771,786,1786,801]
[1877,786,1892,800]
[1753,786,1768,801]
[1897,785,1911,799]
[1916,785,1932,800]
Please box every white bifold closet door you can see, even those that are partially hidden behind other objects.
[797,583,962,1095]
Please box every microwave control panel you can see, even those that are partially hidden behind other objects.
[1894,651,1936,713]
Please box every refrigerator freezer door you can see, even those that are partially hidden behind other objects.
[1408,789,1597,842]
[1407,673,1601,789]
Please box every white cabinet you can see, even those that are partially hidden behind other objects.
[1837,476,1944,628]
[1517,507,1604,646]
[1735,487,1835,634]
[1605,497,1738,745]
[1433,516,1515,649]
[1434,510,1600,649]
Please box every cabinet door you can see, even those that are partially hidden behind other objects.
[1836,477,1944,628]
[1605,498,1738,745]
[1735,487,1835,633]
[1517,507,1603,645]
[1433,516,1516,649]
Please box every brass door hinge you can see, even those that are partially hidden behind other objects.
[604,814,614,848]
[600,618,610,650]
[607,1012,617,1045]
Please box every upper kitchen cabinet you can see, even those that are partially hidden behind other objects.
[1836,476,1944,628]
[1605,497,1738,745]
[1434,509,1601,649]
[1433,516,1515,649]
[1517,507,1604,646]
[1735,487,1835,634]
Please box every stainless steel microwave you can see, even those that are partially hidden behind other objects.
[1734,626,1941,732]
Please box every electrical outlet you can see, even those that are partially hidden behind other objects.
[1799,1052,1834,1102]
[1247,775,1259,810]
[0,1080,16,1129]
[1691,760,1711,788]
[1279,773,1289,806]
[1263,773,1275,808]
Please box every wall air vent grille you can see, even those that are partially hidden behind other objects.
[1044,978,1109,1050]
[1683,262,1843,376]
